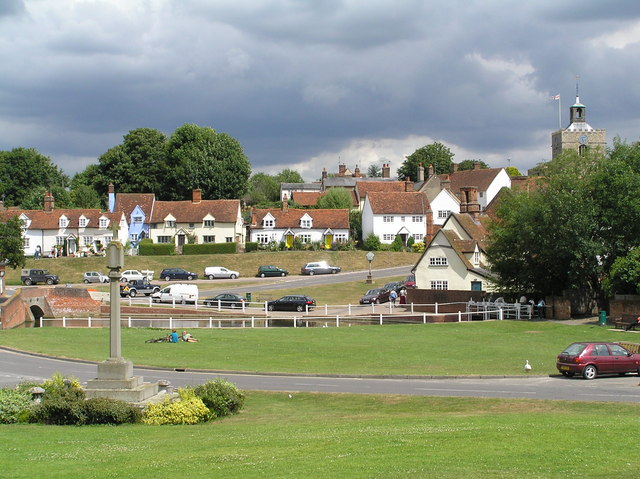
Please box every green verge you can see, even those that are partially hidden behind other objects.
[0,321,635,376]
[1,392,639,479]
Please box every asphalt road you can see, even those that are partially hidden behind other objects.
[2,348,640,403]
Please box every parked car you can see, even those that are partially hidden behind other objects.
[556,342,640,379]
[160,268,198,281]
[300,261,341,275]
[204,266,240,280]
[257,265,288,277]
[83,271,110,284]
[383,281,406,293]
[203,293,246,309]
[359,288,391,304]
[151,283,199,304]
[20,269,59,286]
[267,295,316,312]
[119,270,154,283]
[119,279,161,297]
[404,274,416,289]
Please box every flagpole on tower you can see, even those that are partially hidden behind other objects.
[551,94,561,129]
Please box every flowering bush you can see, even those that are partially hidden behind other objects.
[0,388,34,424]
[142,388,209,425]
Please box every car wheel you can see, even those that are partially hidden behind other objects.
[561,371,575,378]
[103,279,110,283]
[231,303,237,309]
[208,274,215,280]
[23,279,32,286]
[129,290,137,297]
[260,273,266,278]
[268,304,275,311]
[83,279,90,284]
[164,276,171,281]
[230,274,237,279]
[46,278,54,285]
[281,272,286,277]
[374,299,380,304]
[187,275,193,281]
[309,271,314,276]
[296,305,304,312]
[153,288,160,294]
[582,364,597,380]
[331,270,337,274]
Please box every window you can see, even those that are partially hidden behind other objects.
[334,233,348,243]
[79,218,87,228]
[83,236,93,246]
[104,236,113,244]
[225,237,233,243]
[383,216,394,223]
[256,234,269,244]
[59,218,68,228]
[479,192,484,198]
[263,219,274,227]
[298,234,311,243]
[383,234,395,242]
[400,216,405,222]
[429,257,448,266]
[99,218,108,229]
[412,216,423,222]
[157,236,171,244]
[130,233,139,242]
[204,220,215,227]
[203,235,216,243]
[413,234,424,241]
[300,219,312,228]
[189,223,195,229]
[133,216,143,224]
[23,237,30,248]
[430,280,448,290]
[474,251,480,264]
[438,210,451,219]
[56,236,65,246]
[165,220,176,228]
[150,223,157,229]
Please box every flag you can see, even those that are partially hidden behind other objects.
[550,94,560,100]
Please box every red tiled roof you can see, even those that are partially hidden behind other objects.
[292,191,324,207]
[439,168,503,194]
[113,193,155,218]
[356,181,406,201]
[0,208,118,229]
[251,208,349,229]
[150,199,240,223]
[366,192,430,214]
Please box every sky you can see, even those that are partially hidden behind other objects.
[1,1,640,182]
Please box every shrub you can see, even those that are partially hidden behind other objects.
[194,378,245,418]
[142,388,210,425]
[0,388,34,424]
[390,235,404,252]
[83,397,142,425]
[183,243,237,255]
[34,391,87,425]
[139,240,175,256]
[412,241,425,253]
[363,233,381,251]
[245,242,259,252]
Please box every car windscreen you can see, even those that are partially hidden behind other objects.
[561,343,587,356]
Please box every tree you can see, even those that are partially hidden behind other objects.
[274,169,304,184]
[316,188,353,209]
[245,173,279,206]
[457,159,489,170]
[164,124,251,200]
[367,164,382,177]
[0,216,26,269]
[398,142,454,180]
[20,186,71,210]
[0,148,69,208]
[349,209,362,244]
[607,248,640,295]
[486,142,640,307]
[505,166,521,176]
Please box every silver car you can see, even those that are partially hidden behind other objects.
[83,271,110,284]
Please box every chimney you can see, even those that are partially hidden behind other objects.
[451,163,458,174]
[382,163,390,178]
[441,177,451,191]
[192,188,202,204]
[417,163,424,182]
[338,163,346,177]
[353,165,360,178]
[282,194,288,212]
[428,164,434,177]
[108,183,115,213]
[322,168,328,179]
[473,161,481,170]
[405,177,413,192]
[460,187,480,216]
[43,191,54,212]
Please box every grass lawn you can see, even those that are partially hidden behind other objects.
[2,391,640,479]
[0,321,636,376]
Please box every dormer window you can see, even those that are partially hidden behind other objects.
[79,217,87,228]
[165,220,176,228]
[99,218,109,229]
[133,216,143,224]
[59,217,68,228]
[204,219,215,227]
[301,218,311,228]
[263,219,274,228]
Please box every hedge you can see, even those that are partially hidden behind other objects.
[245,242,259,252]
[182,243,237,255]
[139,240,175,256]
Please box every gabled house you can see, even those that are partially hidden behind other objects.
[109,184,155,247]
[147,189,244,251]
[0,192,127,257]
[411,213,494,291]
[249,199,349,248]
[439,163,511,210]
[361,191,432,245]
[354,180,407,210]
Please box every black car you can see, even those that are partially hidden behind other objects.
[257,265,289,277]
[160,268,198,281]
[359,288,391,304]
[203,293,246,309]
[267,295,316,312]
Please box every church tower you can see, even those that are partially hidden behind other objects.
[551,81,606,158]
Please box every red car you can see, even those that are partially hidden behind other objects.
[556,342,640,379]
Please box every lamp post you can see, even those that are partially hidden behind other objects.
[366,252,374,284]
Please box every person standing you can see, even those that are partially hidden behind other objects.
[389,289,398,305]
[537,299,546,319]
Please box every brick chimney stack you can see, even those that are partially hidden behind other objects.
[405,177,413,192]
[441,177,451,191]
[451,163,458,174]
[338,163,346,177]
[322,168,328,179]
[353,165,360,177]
[473,161,481,170]
[192,188,202,204]
[428,164,434,177]
[460,187,480,217]
[382,163,390,178]
[43,192,54,212]
[417,163,424,182]
[282,194,288,212]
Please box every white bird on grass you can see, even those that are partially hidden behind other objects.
[524,360,532,372]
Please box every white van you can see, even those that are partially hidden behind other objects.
[151,283,199,304]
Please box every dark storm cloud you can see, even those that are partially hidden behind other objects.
[0,0,639,179]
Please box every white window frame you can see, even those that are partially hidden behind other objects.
[263,219,274,228]
[413,234,424,241]
[203,235,216,243]
[438,210,451,219]
[157,236,172,244]
[83,236,93,247]
[300,219,312,228]
[429,257,448,266]
[59,218,68,228]
[256,234,269,244]
[430,280,449,290]
[165,220,176,228]
[79,218,87,228]
[204,220,215,227]
[383,234,394,242]
[99,218,108,229]
[412,216,423,223]
[298,233,312,244]
[383,216,394,223]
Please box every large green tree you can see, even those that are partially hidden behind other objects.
[316,188,353,209]
[457,159,489,170]
[246,173,279,206]
[0,216,26,269]
[164,124,251,200]
[0,148,69,207]
[398,142,454,180]
[486,141,640,306]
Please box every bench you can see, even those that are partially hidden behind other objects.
[613,313,639,330]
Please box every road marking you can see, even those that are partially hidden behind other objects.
[416,388,537,394]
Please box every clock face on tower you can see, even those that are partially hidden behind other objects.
[579,135,588,145]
